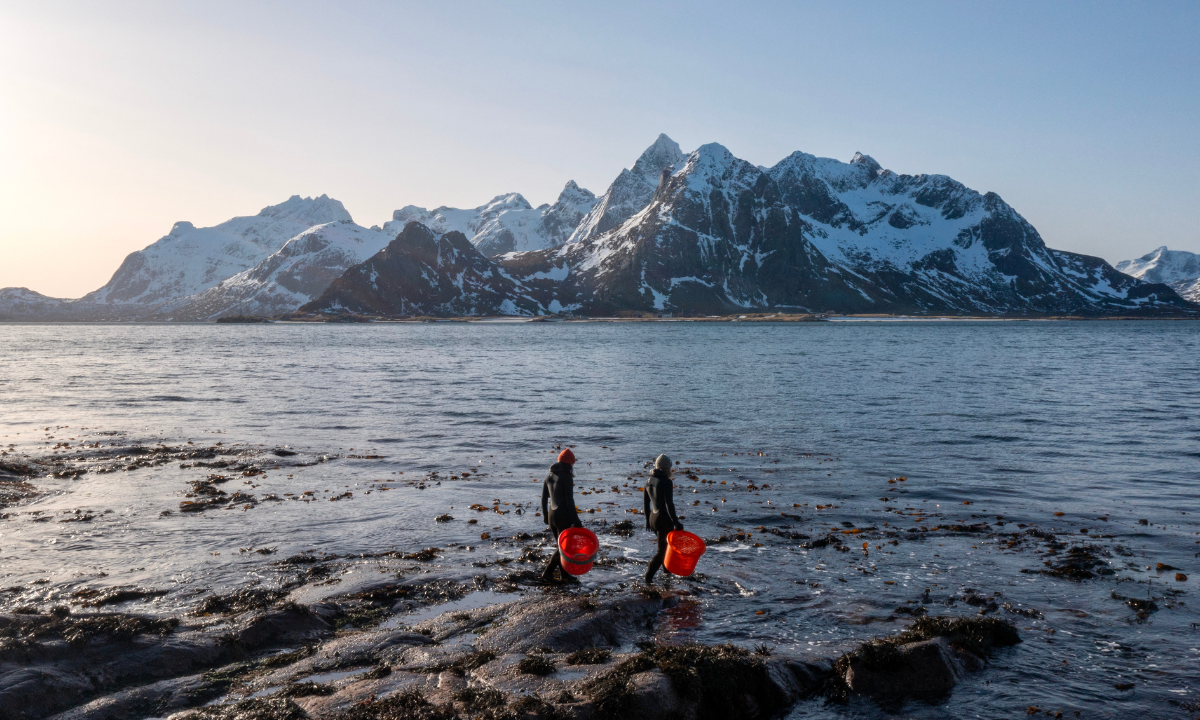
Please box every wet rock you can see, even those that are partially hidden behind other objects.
[843,636,975,702]
[627,670,682,717]
[830,616,1020,704]
[174,696,308,720]
[476,595,670,654]
[566,647,611,665]
[0,463,37,477]
[194,588,288,616]
[71,586,169,608]
[46,673,215,720]
[581,642,813,720]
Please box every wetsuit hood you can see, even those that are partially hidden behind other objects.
[550,462,574,475]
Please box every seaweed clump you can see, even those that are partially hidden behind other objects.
[186,697,308,720]
[454,686,507,710]
[329,689,458,720]
[1022,545,1114,581]
[517,653,556,676]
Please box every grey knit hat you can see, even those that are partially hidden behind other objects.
[654,454,672,471]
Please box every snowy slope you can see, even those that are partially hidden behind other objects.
[167,221,394,319]
[1116,247,1200,302]
[383,182,597,257]
[83,194,353,311]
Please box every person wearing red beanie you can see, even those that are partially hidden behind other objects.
[541,447,583,583]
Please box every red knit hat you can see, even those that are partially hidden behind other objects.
[558,448,576,465]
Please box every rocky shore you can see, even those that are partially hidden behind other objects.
[2,571,1019,720]
[2,430,1191,719]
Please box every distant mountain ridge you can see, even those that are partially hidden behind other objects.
[3,136,1196,320]
[1116,247,1200,303]
[1,194,377,320]
[306,138,1195,317]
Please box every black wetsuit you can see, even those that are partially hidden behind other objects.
[541,461,582,580]
[643,468,683,582]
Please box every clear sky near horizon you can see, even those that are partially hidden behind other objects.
[1,1,1198,298]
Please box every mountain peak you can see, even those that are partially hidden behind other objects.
[554,180,596,207]
[693,142,734,160]
[259,194,353,225]
[481,193,532,213]
[850,152,882,175]
[632,134,685,177]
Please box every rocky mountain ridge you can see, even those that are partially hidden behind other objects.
[304,139,1195,317]
[4,136,1197,320]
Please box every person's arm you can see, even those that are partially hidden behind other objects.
[664,478,683,531]
[565,475,582,527]
[541,476,550,525]
[643,479,651,528]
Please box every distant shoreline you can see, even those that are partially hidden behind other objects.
[3,312,1198,325]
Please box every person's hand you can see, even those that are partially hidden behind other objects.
[674,522,684,532]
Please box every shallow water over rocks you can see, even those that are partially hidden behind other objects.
[1,320,1198,718]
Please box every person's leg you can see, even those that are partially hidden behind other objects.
[542,551,562,581]
[644,530,669,583]
[542,525,562,581]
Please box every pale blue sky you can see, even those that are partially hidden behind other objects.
[2,0,1197,297]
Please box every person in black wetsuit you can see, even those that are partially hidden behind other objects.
[541,448,583,583]
[644,453,684,584]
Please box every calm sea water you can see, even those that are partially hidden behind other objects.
[1,320,1198,718]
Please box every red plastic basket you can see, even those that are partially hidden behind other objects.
[663,530,706,576]
[558,527,599,576]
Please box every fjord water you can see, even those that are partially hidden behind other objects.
[1,321,1198,718]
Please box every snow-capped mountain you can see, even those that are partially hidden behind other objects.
[501,142,1191,315]
[6,135,1195,321]
[0,288,74,320]
[84,194,352,310]
[165,221,393,319]
[383,181,597,257]
[1116,247,1200,303]
[0,195,391,321]
[301,222,542,316]
[566,133,685,244]
[305,138,1193,317]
